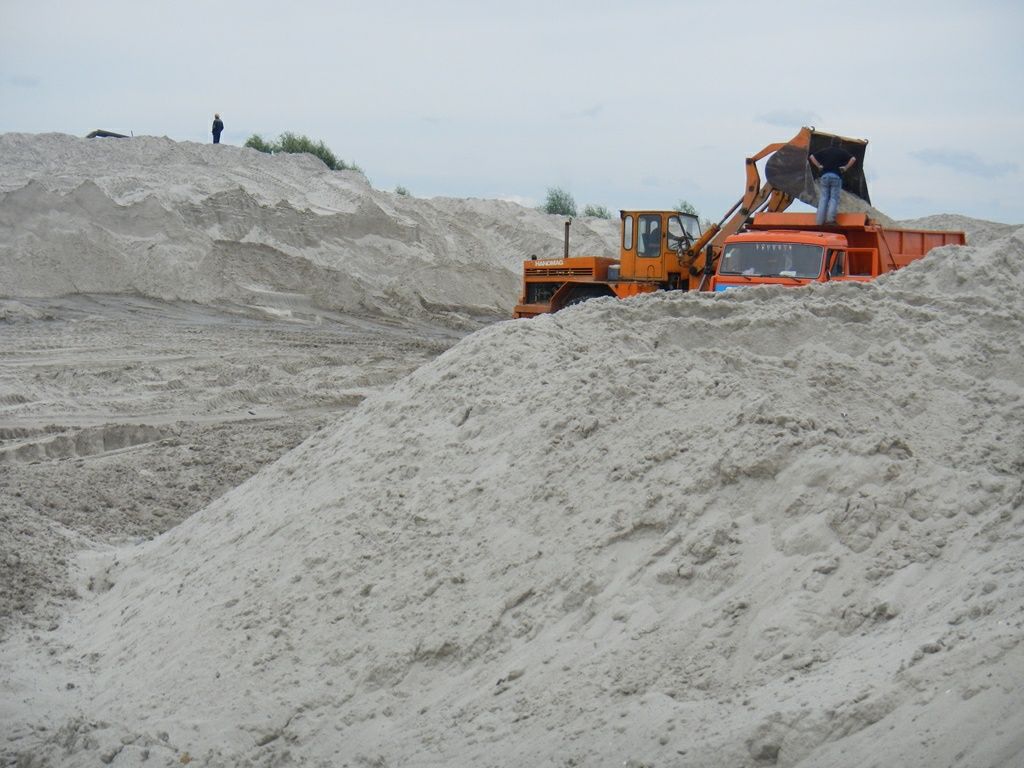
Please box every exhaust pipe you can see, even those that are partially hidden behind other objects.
[564,219,571,258]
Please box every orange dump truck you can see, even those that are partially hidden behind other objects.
[711,212,966,291]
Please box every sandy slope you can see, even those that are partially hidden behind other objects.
[1,133,1023,768]
[3,232,1023,767]
[0,133,618,321]
[0,131,616,646]
[0,294,472,644]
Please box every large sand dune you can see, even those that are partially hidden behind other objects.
[0,133,618,322]
[1,133,1022,767]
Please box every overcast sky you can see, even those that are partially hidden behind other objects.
[2,0,1022,223]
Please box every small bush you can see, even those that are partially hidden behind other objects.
[243,134,274,153]
[542,187,577,216]
[395,185,411,196]
[675,199,698,216]
[582,204,612,219]
[278,132,338,169]
[675,199,714,231]
[243,131,360,172]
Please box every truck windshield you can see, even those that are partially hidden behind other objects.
[719,242,824,279]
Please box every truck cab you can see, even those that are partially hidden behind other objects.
[711,212,966,291]
[713,229,849,290]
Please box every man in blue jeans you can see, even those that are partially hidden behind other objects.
[809,144,856,225]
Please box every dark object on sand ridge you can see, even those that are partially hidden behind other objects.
[86,130,130,139]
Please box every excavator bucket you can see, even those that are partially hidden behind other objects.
[765,128,870,206]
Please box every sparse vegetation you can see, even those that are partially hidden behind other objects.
[243,134,274,154]
[675,199,698,216]
[395,185,411,197]
[542,187,577,217]
[582,204,612,219]
[244,132,361,172]
[675,199,714,232]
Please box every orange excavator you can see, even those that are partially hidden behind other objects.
[513,127,873,318]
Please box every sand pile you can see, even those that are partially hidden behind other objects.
[3,222,1022,766]
[2,130,1022,766]
[0,133,618,322]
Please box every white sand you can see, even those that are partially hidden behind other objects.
[1,133,1023,767]
[0,133,618,324]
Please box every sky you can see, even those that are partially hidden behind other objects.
[2,0,1023,224]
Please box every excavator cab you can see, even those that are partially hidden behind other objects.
[619,210,701,286]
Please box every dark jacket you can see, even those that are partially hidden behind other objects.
[811,146,853,175]
[212,119,224,135]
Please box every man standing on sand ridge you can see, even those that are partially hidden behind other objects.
[212,113,224,144]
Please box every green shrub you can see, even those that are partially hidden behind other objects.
[675,199,698,216]
[278,132,338,170]
[542,187,577,216]
[675,200,714,231]
[243,134,274,154]
[395,185,411,196]
[243,131,360,172]
[582,204,612,219]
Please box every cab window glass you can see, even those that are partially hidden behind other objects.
[667,215,700,251]
[622,215,634,250]
[639,215,661,257]
[720,242,824,278]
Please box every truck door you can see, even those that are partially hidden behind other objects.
[636,214,663,280]
[827,249,846,278]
